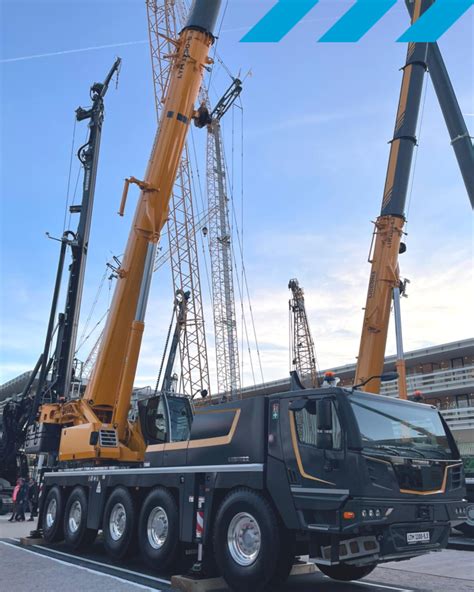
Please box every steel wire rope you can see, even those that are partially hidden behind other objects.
[405,71,430,234]
[76,267,108,352]
[62,116,78,232]
[222,101,265,385]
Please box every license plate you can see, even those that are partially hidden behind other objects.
[406,531,430,544]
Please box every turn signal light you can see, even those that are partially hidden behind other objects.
[343,511,355,520]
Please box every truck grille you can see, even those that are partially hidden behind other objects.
[99,429,118,447]
[393,462,444,492]
[450,464,463,490]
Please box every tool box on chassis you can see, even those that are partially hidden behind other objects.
[38,387,467,589]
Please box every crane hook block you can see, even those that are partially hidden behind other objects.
[194,103,212,129]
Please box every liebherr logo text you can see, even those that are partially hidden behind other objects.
[177,37,192,79]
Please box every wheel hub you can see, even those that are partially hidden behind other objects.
[46,498,57,529]
[227,512,261,566]
[467,504,474,526]
[109,502,126,541]
[147,506,169,549]
[68,500,82,534]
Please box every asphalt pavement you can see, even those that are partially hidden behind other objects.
[1,516,473,592]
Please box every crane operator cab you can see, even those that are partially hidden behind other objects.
[139,394,193,446]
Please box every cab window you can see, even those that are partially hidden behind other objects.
[145,396,168,442]
[295,400,342,449]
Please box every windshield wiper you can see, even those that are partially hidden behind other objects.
[363,444,402,456]
[364,444,425,458]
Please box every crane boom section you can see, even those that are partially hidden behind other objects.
[86,25,215,411]
[354,0,428,394]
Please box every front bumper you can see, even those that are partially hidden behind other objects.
[302,497,468,566]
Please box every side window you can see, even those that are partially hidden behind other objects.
[295,400,342,450]
[167,396,193,442]
[295,408,318,446]
[145,396,168,442]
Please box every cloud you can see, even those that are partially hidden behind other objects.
[128,227,472,394]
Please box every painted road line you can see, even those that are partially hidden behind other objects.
[30,543,172,586]
[0,541,159,591]
[321,574,414,592]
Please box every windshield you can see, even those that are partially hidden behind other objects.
[350,393,456,460]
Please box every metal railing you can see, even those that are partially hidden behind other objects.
[380,365,474,398]
[441,406,474,431]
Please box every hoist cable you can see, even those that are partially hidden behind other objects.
[154,305,176,395]
[76,267,108,351]
[62,116,78,233]
[405,72,429,232]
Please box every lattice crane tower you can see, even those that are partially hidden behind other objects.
[146,0,210,398]
[288,278,319,388]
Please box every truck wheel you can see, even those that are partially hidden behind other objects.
[138,487,179,571]
[316,562,376,581]
[455,503,474,537]
[103,487,136,560]
[42,486,65,543]
[213,488,281,592]
[63,486,97,550]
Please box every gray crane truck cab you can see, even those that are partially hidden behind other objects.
[137,384,467,588]
[39,384,467,592]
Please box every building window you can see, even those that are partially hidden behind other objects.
[451,357,464,369]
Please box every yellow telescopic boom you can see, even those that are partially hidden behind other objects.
[40,0,221,462]
[354,0,428,395]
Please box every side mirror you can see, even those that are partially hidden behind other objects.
[317,399,332,430]
[317,432,333,450]
[380,371,399,382]
[317,399,333,450]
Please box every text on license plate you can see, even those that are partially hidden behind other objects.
[407,531,430,544]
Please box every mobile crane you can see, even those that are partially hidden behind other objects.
[28,2,467,591]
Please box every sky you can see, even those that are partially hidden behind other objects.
[0,0,473,393]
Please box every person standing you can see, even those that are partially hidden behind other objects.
[8,478,21,522]
[27,478,38,521]
[15,478,27,521]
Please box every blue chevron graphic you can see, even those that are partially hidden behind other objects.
[319,0,397,43]
[240,0,473,43]
[398,0,473,42]
[241,0,319,43]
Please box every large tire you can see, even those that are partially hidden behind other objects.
[103,487,136,560]
[42,486,65,543]
[63,486,97,550]
[316,562,376,581]
[138,487,180,571]
[455,502,474,537]
[213,488,283,592]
